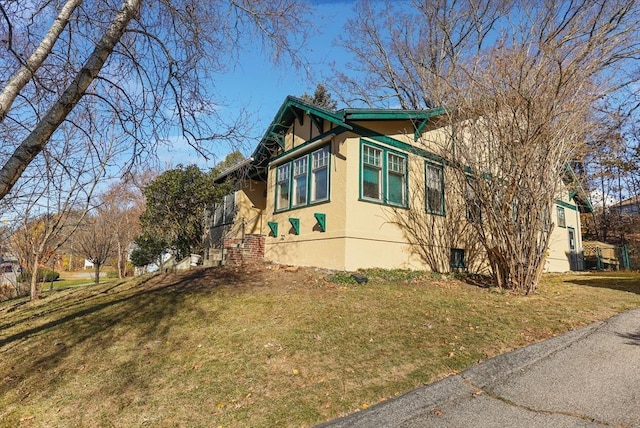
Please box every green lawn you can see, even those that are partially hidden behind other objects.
[1,266,639,427]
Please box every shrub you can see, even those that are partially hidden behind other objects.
[18,268,60,283]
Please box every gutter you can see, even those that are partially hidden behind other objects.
[214,157,254,182]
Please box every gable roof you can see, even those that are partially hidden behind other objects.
[248,96,445,180]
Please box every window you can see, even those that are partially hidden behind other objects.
[360,141,408,207]
[213,192,236,227]
[274,145,331,212]
[425,162,444,215]
[276,163,290,211]
[311,147,329,202]
[292,157,308,207]
[362,145,382,200]
[557,205,566,228]
[450,248,465,269]
[387,153,406,205]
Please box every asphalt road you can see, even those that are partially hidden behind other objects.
[319,308,640,427]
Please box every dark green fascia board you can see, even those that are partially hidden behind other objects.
[340,106,446,121]
[349,122,446,165]
[563,162,593,213]
[251,96,352,162]
[556,199,578,211]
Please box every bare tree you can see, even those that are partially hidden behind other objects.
[335,0,640,293]
[97,178,145,278]
[0,0,310,203]
[6,125,115,299]
[73,208,116,284]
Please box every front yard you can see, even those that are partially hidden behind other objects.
[1,265,639,427]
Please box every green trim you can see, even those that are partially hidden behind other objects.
[271,129,344,164]
[350,123,445,164]
[341,106,445,121]
[314,213,326,232]
[359,139,409,208]
[290,107,303,126]
[272,144,331,214]
[414,119,428,141]
[564,163,594,213]
[267,221,278,237]
[309,115,324,135]
[288,218,300,235]
[555,200,577,211]
[425,160,446,216]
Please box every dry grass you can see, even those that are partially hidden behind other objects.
[1,265,639,427]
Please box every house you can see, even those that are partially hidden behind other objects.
[611,195,640,216]
[205,96,591,273]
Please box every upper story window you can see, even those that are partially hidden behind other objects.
[360,141,408,207]
[425,162,445,215]
[557,205,566,228]
[274,145,330,212]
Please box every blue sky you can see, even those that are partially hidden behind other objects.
[161,0,358,169]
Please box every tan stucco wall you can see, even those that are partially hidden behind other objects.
[263,134,349,269]
[261,115,581,273]
[545,192,583,272]
[226,179,267,240]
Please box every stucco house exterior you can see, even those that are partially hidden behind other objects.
[205,96,591,273]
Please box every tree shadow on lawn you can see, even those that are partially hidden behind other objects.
[0,266,248,397]
[564,274,640,295]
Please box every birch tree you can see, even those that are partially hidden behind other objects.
[0,0,310,202]
[335,0,640,293]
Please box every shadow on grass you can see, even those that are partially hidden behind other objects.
[564,273,640,295]
[0,268,245,346]
[0,266,249,397]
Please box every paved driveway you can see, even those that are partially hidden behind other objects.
[319,308,640,427]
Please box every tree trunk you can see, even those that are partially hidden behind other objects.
[0,0,142,201]
[0,0,83,122]
[94,262,101,284]
[29,254,40,300]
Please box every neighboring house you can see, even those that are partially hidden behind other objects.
[611,195,640,216]
[206,96,591,273]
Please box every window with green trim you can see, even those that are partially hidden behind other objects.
[311,147,329,202]
[360,141,408,207]
[425,162,444,215]
[387,153,406,205]
[292,157,308,207]
[362,145,382,200]
[276,163,290,211]
[274,145,330,212]
[556,205,566,228]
